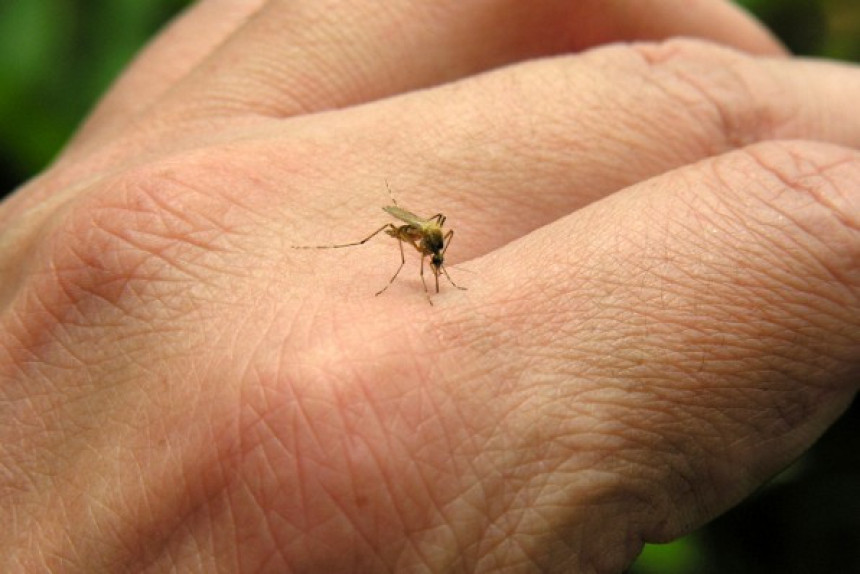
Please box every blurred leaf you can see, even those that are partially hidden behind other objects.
[820,0,860,60]
[0,0,72,89]
[629,536,705,574]
[736,0,828,55]
[0,0,190,190]
[0,0,76,184]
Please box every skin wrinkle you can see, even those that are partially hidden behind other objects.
[232,453,290,571]
[239,347,411,568]
[749,143,860,233]
[763,209,856,302]
[392,377,526,570]
[82,431,179,569]
[232,342,474,568]
[334,386,412,561]
[477,510,546,573]
[114,195,233,261]
[469,403,631,568]
[176,463,254,570]
[602,323,818,459]
[130,491,222,572]
[94,177,243,261]
[726,146,860,330]
[151,1,376,122]
[397,399,462,547]
[44,220,200,329]
[418,417,507,567]
[258,1,384,109]
[88,368,235,572]
[607,47,726,154]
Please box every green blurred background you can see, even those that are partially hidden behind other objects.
[0,1,858,571]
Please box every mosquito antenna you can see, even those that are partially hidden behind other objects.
[384,179,399,207]
[441,265,467,290]
[446,264,475,274]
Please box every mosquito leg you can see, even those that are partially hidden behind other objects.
[419,253,428,293]
[440,230,466,290]
[419,255,434,305]
[330,224,392,248]
[427,214,445,226]
[441,229,454,256]
[292,224,393,249]
[376,237,407,296]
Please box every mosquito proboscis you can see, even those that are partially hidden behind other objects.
[292,184,466,303]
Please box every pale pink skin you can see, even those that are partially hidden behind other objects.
[2,1,860,572]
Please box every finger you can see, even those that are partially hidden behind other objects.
[284,40,860,263]
[454,140,860,566]
[61,0,266,158]
[38,2,782,210]
[144,0,781,124]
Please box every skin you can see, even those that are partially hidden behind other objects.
[1,0,859,571]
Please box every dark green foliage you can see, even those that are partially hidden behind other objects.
[0,0,191,192]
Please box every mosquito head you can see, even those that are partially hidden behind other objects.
[425,228,447,293]
[430,252,444,270]
[429,253,444,293]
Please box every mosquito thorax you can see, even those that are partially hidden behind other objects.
[423,229,445,253]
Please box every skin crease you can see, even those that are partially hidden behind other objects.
[1,0,860,572]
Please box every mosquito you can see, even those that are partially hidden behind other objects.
[292,184,466,303]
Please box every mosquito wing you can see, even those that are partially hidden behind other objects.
[383,205,425,226]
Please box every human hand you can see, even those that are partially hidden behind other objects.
[3,1,859,571]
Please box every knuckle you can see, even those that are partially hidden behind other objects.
[707,139,860,354]
[733,140,860,252]
[745,140,860,285]
[37,162,242,318]
[630,38,788,150]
